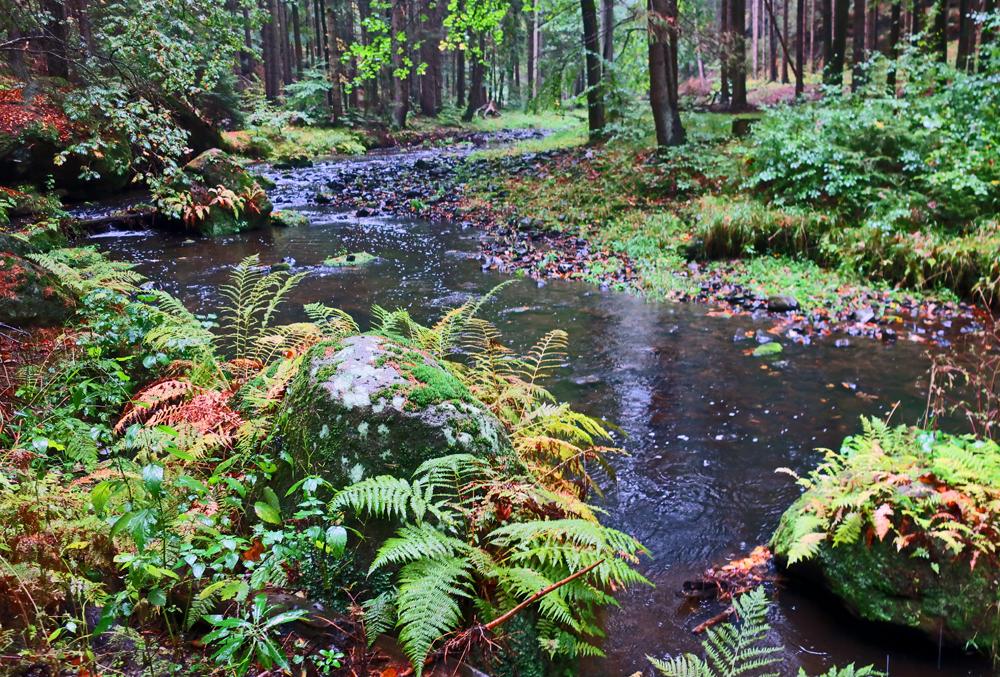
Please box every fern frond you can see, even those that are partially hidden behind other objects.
[648,653,714,677]
[330,476,422,522]
[395,556,474,673]
[363,590,397,646]
[303,303,359,338]
[370,524,471,573]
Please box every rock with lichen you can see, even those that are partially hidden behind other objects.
[0,251,72,325]
[276,334,512,489]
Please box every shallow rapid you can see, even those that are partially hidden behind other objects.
[89,147,990,676]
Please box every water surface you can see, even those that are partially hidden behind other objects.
[91,152,990,676]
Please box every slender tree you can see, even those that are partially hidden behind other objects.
[730,0,748,107]
[955,0,974,69]
[851,0,866,89]
[580,0,606,138]
[647,0,685,145]
[826,0,848,84]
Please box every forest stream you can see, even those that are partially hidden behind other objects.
[82,142,991,676]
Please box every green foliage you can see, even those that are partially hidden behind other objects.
[744,49,999,225]
[649,588,882,677]
[332,455,648,673]
[202,593,306,676]
[649,588,779,677]
[775,418,1000,567]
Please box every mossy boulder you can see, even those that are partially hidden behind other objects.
[771,425,1000,655]
[0,251,73,325]
[271,209,310,228]
[277,334,512,489]
[173,149,273,237]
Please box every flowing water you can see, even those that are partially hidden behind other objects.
[86,148,991,676]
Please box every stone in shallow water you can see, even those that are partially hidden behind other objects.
[766,295,799,312]
[323,251,377,267]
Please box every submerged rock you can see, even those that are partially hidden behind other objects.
[277,334,512,488]
[766,295,799,312]
[0,251,73,325]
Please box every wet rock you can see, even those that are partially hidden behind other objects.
[853,306,876,324]
[773,496,1000,654]
[767,295,799,312]
[0,251,73,325]
[270,209,310,228]
[273,153,312,169]
[315,189,335,203]
[276,335,513,489]
[174,149,273,236]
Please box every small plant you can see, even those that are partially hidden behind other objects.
[649,587,882,677]
[202,593,306,676]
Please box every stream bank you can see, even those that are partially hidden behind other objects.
[88,136,992,675]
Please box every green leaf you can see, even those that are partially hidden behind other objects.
[254,501,281,525]
[752,342,783,357]
[148,588,167,607]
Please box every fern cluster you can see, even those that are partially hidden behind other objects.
[333,454,648,673]
[366,284,621,498]
[775,417,1000,567]
[649,588,881,677]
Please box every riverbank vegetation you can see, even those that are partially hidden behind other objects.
[3,0,1000,672]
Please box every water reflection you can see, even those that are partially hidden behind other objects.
[91,159,990,676]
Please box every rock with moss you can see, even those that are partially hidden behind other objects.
[0,251,73,325]
[277,334,512,489]
[168,148,273,237]
[771,423,1000,655]
[271,209,310,228]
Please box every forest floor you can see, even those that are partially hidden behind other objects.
[305,109,980,347]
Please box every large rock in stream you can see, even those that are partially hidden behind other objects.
[277,334,512,488]
[172,149,273,236]
[771,425,1000,656]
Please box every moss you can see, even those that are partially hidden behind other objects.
[406,363,473,408]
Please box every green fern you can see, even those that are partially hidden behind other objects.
[29,247,143,296]
[362,590,398,646]
[650,589,882,677]
[218,255,307,360]
[395,556,475,673]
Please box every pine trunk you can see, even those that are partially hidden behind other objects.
[581,0,606,139]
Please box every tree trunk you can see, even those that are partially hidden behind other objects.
[730,0,748,107]
[720,0,731,103]
[782,0,791,80]
[602,0,615,62]
[955,0,974,68]
[796,0,805,93]
[887,0,901,88]
[851,0,865,89]
[648,0,686,145]
[419,0,443,115]
[463,34,487,120]
[912,0,923,34]
[932,0,948,61]
[326,3,344,120]
[292,3,304,77]
[41,0,69,78]
[241,5,255,79]
[390,0,409,126]
[769,2,779,79]
[456,48,467,107]
[826,0,848,84]
[280,1,294,85]
[752,0,760,76]
[821,0,833,71]
[581,0,606,139]
[532,5,542,98]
